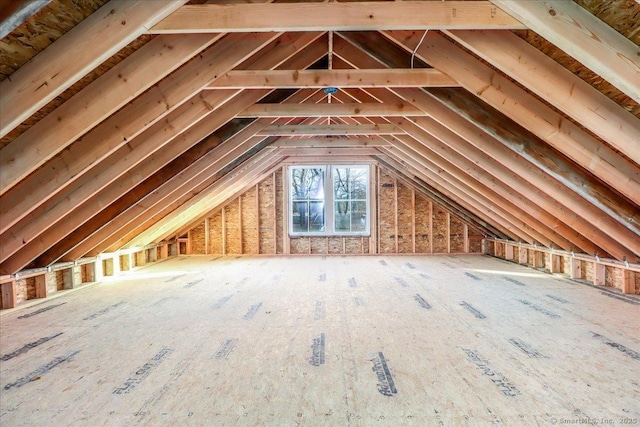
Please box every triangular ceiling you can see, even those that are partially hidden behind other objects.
[0,0,638,275]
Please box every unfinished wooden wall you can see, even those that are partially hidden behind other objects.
[489,239,640,295]
[187,165,484,256]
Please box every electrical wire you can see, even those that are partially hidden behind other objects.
[410,29,429,69]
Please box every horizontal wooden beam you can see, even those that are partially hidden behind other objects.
[151,1,526,33]
[276,147,382,156]
[256,124,402,136]
[271,136,392,147]
[208,69,459,88]
[490,0,640,103]
[239,102,426,118]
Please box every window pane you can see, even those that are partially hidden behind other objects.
[333,168,349,200]
[309,201,325,232]
[334,201,350,232]
[350,201,367,232]
[349,167,368,199]
[291,168,324,200]
[292,201,308,233]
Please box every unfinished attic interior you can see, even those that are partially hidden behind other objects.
[0,0,639,424]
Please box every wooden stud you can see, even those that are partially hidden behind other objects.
[570,257,582,280]
[519,245,528,265]
[186,231,193,255]
[273,172,278,255]
[411,188,416,254]
[446,212,451,254]
[255,184,260,255]
[376,166,382,255]
[550,254,562,274]
[370,164,377,255]
[622,270,636,295]
[62,268,74,290]
[463,224,469,253]
[505,244,514,261]
[204,218,210,255]
[533,251,544,269]
[238,197,243,254]
[34,274,47,299]
[1,280,17,309]
[394,176,398,253]
[594,262,606,286]
[428,200,433,254]
[282,165,290,255]
[222,207,227,256]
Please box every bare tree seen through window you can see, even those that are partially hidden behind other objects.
[290,168,325,233]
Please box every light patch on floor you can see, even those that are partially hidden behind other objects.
[1,255,639,426]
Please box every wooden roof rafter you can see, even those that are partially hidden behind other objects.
[0,0,638,275]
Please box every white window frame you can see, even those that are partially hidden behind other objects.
[288,164,371,237]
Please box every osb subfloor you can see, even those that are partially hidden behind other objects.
[1,255,639,426]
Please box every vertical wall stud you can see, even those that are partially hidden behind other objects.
[411,188,416,254]
[204,218,210,255]
[255,184,260,255]
[428,200,433,254]
[594,262,605,286]
[222,206,227,256]
[463,224,469,253]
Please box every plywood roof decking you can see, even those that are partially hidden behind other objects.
[0,0,638,275]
